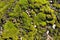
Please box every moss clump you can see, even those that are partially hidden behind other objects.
[0,0,60,40]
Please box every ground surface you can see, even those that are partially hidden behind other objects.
[0,0,60,40]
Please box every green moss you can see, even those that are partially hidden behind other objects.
[2,21,19,40]
[0,0,60,40]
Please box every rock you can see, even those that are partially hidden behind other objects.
[49,0,54,4]
[34,25,37,28]
[50,1,53,3]
[20,37,22,40]
[46,30,49,35]
[52,24,56,29]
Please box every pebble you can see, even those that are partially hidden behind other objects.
[20,37,22,40]
[49,1,53,3]
[52,24,56,29]
[34,25,37,28]
[46,30,49,35]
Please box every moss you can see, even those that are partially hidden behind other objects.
[0,0,60,40]
[2,21,19,40]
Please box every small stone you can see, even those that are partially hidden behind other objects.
[26,10,29,14]
[46,30,49,35]
[20,37,22,40]
[26,10,30,15]
[50,1,52,3]
[34,25,37,28]
[52,24,56,29]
